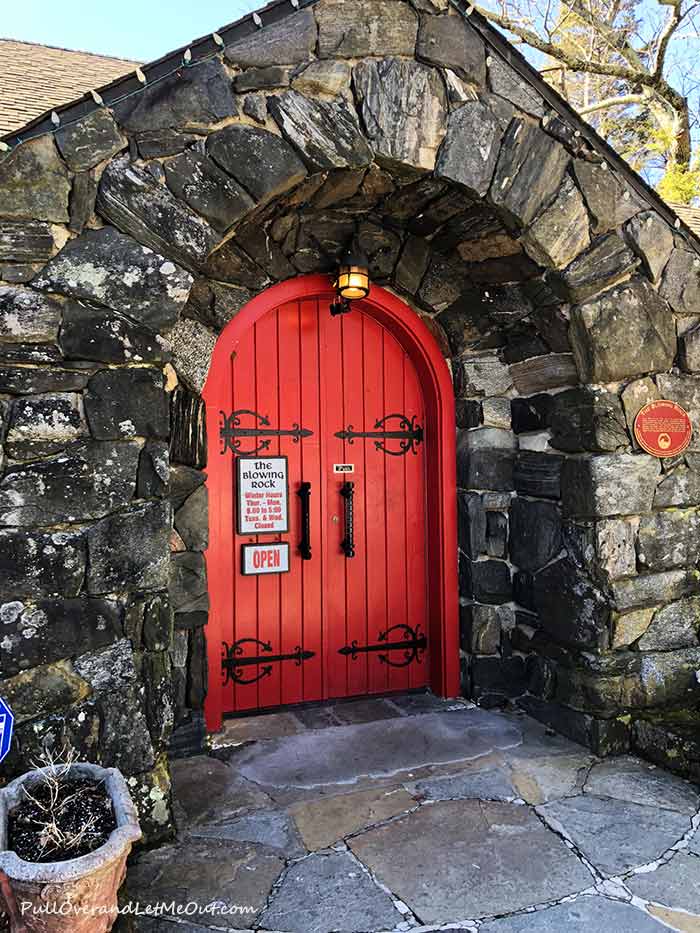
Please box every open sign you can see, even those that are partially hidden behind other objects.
[241,543,290,575]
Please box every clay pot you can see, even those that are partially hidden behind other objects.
[0,763,141,933]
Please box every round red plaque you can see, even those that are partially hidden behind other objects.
[634,399,693,458]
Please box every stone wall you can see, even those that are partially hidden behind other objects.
[1,0,700,833]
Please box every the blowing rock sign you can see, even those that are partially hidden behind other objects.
[634,400,693,458]
[237,457,289,534]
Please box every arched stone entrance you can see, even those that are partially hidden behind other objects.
[203,275,459,729]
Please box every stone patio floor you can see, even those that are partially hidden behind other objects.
[122,694,700,932]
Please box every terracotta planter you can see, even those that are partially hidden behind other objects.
[0,763,141,933]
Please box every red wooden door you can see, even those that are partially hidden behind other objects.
[216,296,429,714]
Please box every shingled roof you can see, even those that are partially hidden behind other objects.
[669,203,700,238]
[0,38,137,135]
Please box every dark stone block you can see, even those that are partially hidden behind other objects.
[114,59,237,132]
[55,109,126,172]
[509,354,579,395]
[202,237,269,290]
[187,627,208,709]
[0,440,140,526]
[60,301,169,364]
[34,227,193,331]
[549,387,628,452]
[549,233,639,303]
[86,501,171,595]
[174,610,209,630]
[142,650,174,747]
[456,399,482,430]
[69,170,98,234]
[416,10,486,83]
[0,135,70,224]
[0,221,54,263]
[525,654,556,700]
[170,551,208,613]
[472,656,526,705]
[208,123,308,204]
[501,332,549,364]
[509,497,563,573]
[170,464,206,509]
[0,366,90,395]
[534,556,610,650]
[0,285,61,344]
[137,441,170,499]
[5,391,86,460]
[164,150,255,233]
[142,594,173,652]
[169,712,207,758]
[242,94,269,125]
[518,695,631,757]
[0,343,61,364]
[457,444,515,492]
[234,220,296,282]
[85,368,169,440]
[357,221,402,281]
[514,452,563,500]
[486,511,508,558]
[225,8,317,67]
[513,570,536,611]
[0,529,86,600]
[511,394,554,434]
[170,387,207,469]
[436,96,502,199]
[174,484,209,552]
[458,490,486,558]
[460,603,501,654]
[466,559,512,604]
[233,65,292,93]
[135,130,200,159]
[97,157,218,272]
[269,91,373,172]
[0,598,121,677]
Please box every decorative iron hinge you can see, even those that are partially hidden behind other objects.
[335,414,423,457]
[220,409,313,456]
[338,623,427,668]
[222,638,316,686]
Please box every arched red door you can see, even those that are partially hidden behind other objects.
[204,276,458,729]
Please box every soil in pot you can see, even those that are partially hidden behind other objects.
[8,777,117,863]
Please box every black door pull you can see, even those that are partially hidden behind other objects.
[340,481,355,558]
[298,482,312,560]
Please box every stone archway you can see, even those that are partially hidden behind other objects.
[2,0,700,839]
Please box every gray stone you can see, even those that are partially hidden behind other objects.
[573,160,641,234]
[509,498,562,572]
[394,234,430,294]
[551,233,640,303]
[207,123,307,204]
[657,373,700,452]
[233,65,292,93]
[68,169,98,233]
[680,322,700,372]
[0,221,53,263]
[461,603,500,653]
[6,392,86,459]
[167,315,216,393]
[0,440,139,525]
[292,60,352,97]
[87,501,171,594]
[416,10,486,82]
[134,130,200,160]
[0,529,86,600]
[85,367,168,440]
[34,227,193,331]
[163,150,255,233]
[534,556,609,649]
[114,59,237,132]
[482,397,511,429]
[0,286,61,344]
[480,897,669,933]
[270,90,373,172]
[569,277,675,383]
[225,9,316,67]
[458,446,515,492]
[637,508,700,572]
[170,551,208,613]
[174,484,208,551]
[660,246,700,316]
[655,465,700,508]
[621,376,659,439]
[0,598,121,677]
[612,569,695,611]
[0,366,91,395]
[629,852,700,920]
[549,387,629,452]
[625,210,674,283]
[489,55,544,116]
[60,300,169,363]
[242,93,267,124]
[490,119,569,228]
[595,518,636,580]
[522,175,590,269]
[316,0,418,58]
[170,464,206,509]
[514,451,562,499]
[349,799,592,923]
[55,109,126,172]
[585,756,699,813]
[357,220,402,280]
[192,808,305,857]
[202,238,269,290]
[97,157,218,271]
[509,353,578,394]
[260,849,401,933]
[412,766,515,801]
[353,58,446,172]
[458,490,486,558]
[0,135,70,223]
[538,794,689,875]
[436,96,503,198]
[507,753,594,804]
[455,353,512,396]
[562,453,660,518]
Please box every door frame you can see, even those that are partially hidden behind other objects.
[202,274,459,731]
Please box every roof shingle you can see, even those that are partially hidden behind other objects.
[0,38,137,135]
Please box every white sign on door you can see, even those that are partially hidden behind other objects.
[242,543,290,575]
[237,457,289,534]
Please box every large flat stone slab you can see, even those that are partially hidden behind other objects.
[479,895,669,932]
[288,786,415,849]
[584,756,700,814]
[538,795,690,875]
[409,766,516,802]
[190,808,306,857]
[509,753,595,804]
[233,709,521,788]
[348,799,593,923]
[258,850,402,933]
[627,852,700,915]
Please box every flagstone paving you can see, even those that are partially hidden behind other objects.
[122,696,700,933]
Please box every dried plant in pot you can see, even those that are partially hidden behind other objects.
[0,751,141,933]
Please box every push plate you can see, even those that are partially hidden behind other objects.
[334,464,355,473]
[241,543,290,575]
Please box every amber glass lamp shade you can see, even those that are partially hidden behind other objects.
[336,248,370,301]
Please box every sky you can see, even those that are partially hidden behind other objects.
[2,0,264,60]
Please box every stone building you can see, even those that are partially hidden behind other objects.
[1,0,700,840]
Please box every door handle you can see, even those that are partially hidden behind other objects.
[298,482,312,560]
[340,481,355,558]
